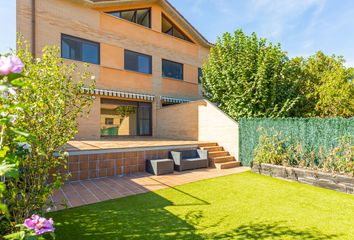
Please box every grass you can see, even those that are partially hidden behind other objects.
[48,171,354,239]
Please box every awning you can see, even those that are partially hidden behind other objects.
[160,96,192,104]
[83,87,155,101]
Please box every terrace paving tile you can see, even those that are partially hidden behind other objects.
[51,167,250,211]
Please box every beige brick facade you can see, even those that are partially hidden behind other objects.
[17,0,211,139]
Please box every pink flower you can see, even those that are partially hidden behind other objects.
[24,215,55,235]
[0,55,24,75]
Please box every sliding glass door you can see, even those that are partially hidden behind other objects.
[100,98,152,137]
[137,103,152,136]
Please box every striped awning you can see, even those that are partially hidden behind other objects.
[83,87,155,101]
[160,96,192,104]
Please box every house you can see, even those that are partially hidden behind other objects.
[17,0,212,139]
[17,0,240,179]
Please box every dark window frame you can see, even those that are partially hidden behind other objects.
[161,13,192,42]
[162,59,184,80]
[105,118,114,125]
[124,49,152,74]
[106,8,152,28]
[198,67,202,84]
[61,33,100,65]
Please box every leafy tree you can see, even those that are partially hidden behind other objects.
[1,40,95,233]
[202,30,301,120]
[301,51,354,117]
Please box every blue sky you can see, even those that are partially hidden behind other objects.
[1,0,354,66]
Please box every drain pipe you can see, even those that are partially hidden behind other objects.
[31,0,36,57]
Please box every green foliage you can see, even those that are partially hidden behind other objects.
[253,129,353,175]
[239,118,354,166]
[0,67,31,225]
[115,106,136,118]
[1,39,95,234]
[202,30,302,120]
[202,30,354,118]
[300,51,354,117]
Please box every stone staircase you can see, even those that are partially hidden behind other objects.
[199,143,240,170]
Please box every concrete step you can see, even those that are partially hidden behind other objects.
[201,146,223,152]
[215,161,241,170]
[208,151,229,158]
[198,142,218,147]
[211,156,235,163]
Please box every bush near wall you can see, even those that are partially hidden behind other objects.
[239,118,354,166]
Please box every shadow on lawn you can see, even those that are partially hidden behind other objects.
[48,174,341,240]
[49,190,206,240]
[50,192,340,240]
[208,221,340,239]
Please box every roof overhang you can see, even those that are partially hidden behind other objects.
[69,0,212,48]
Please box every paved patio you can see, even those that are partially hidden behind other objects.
[66,138,210,152]
[51,167,250,211]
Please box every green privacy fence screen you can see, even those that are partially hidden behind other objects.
[239,118,354,166]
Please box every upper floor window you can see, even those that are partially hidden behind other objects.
[162,59,183,80]
[198,68,203,84]
[107,8,151,28]
[162,14,191,42]
[124,50,152,74]
[61,34,100,64]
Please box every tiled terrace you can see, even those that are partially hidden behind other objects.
[51,167,250,211]
[66,138,208,152]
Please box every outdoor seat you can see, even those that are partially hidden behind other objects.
[169,149,208,171]
[146,159,174,176]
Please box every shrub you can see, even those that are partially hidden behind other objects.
[253,129,353,176]
[1,39,95,234]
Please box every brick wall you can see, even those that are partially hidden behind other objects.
[66,147,195,181]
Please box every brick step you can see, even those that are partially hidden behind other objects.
[215,161,241,170]
[198,142,218,147]
[200,146,223,152]
[208,151,229,158]
[211,156,235,163]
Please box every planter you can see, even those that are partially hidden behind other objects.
[252,163,354,194]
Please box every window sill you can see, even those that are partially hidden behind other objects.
[162,76,183,81]
[124,69,153,76]
[61,57,100,66]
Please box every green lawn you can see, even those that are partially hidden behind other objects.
[48,172,354,239]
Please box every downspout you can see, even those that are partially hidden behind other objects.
[31,0,36,57]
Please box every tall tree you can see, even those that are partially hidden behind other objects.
[301,51,354,117]
[202,30,301,120]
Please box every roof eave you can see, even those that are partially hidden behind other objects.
[71,0,213,48]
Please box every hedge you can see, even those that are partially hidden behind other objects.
[239,118,354,166]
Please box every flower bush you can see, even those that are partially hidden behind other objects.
[1,39,95,236]
[4,215,55,240]
[0,54,31,235]
[253,128,354,176]
[24,215,55,235]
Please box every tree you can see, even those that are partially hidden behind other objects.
[1,40,95,233]
[202,30,302,120]
[301,51,354,117]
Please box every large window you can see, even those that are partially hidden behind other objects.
[100,98,152,137]
[61,34,100,64]
[124,50,152,74]
[162,59,183,80]
[107,8,151,28]
[161,14,191,42]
